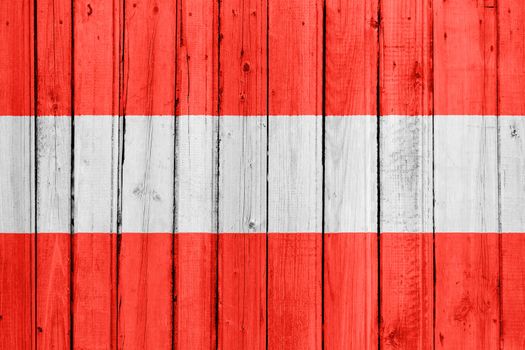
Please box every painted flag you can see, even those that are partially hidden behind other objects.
[1,0,524,349]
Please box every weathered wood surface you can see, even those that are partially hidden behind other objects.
[1,1,525,349]
[72,1,120,348]
[379,0,434,349]
[218,0,267,348]
[324,0,378,349]
[0,1,34,349]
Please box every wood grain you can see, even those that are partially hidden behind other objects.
[498,0,525,348]
[433,0,500,348]
[72,0,120,348]
[0,1,35,348]
[268,0,323,348]
[174,0,219,348]
[379,0,434,349]
[118,0,176,348]
[218,0,267,348]
[324,0,378,348]
[36,0,72,347]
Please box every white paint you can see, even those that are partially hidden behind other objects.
[219,116,266,233]
[0,117,35,233]
[175,115,218,233]
[74,115,119,233]
[434,115,499,232]
[499,116,525,232]
[36,116,71,233]
[325,116,377,233]
[121,116,174,233]
[268,115,322,233]
[380,116,433,233]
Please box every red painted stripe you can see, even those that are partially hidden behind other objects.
[174,233,217,349]
[324,233,378,349]
[0,234,35,349]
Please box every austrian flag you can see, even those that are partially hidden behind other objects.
[1,0,524,349]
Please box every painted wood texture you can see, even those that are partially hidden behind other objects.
[499,1,525,348]
[218,0,267,348]
[3,1,525,349]
[379,1,433,349]
[36,0,72,348]
[324,0,378,349]
[118,1,176,349]
[0,1,34,349]
[72,0,120,348]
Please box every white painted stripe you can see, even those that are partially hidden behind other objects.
[121,116,174,233]
[175,115,218,233]
[36,116,71,233]
[380,116,433,233]
[74,116,119,233]
[0,116,34,233]
[268,115,322,233]
[326,116,377,233]
[434,115,499,233]
[219,116,267,233]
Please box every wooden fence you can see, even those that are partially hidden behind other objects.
[1,0,524,349]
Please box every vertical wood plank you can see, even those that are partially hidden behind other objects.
[324,0,378,348]
[498,1,525,348]
[379,0,434,349]
[72,0,120,348]
[218,0,267,348]
[0,0,35,348]
[268,0,323,348]
[433,0,500,348]
[118,0,176,348]
[175,0,219,348]
[36,0,72,347]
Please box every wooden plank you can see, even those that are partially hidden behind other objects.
[72,0,120,348]
[267,0,322,347]
[433,0,499,348]
[118,0,176,348]
[217,0,267,348]
[498,1,525,348]
[0,0,35,348]
[36,0,72,347]
[324,0,378,348]
[379,0,434,348]
[174,0,219,348]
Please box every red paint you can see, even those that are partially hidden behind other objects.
[174,234,217,349]
[218,0,267,348]
[0,235,35,349]
[324,234,378,349]
[267,233,322,349]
